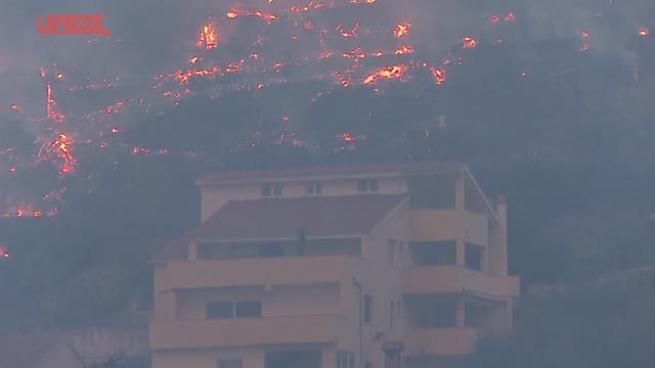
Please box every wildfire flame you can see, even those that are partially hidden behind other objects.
[639,28,650,38]
[196,21,219,50]
[461,36,478,49]
[0,246,10,260]
[394,22,411,39]
[362,64,408,85]
[430,66,447,85]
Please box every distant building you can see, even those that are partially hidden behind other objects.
[0,334,84,368]
[150,162,520,368]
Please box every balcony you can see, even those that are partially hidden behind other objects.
[150,314,346,350]
[409,209,488,245]
[402,266,519,298]
[159,255,354,291]
[404,327,481,356]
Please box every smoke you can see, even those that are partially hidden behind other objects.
[0,0,653,215]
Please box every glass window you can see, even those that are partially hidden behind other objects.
[364,295,373,323]
[262,184,272,196]
[357,179,368,192]
[218,359,242,368]
[206,302,233,319]
[273,183,282,196]
[369,179,378,191]
[305,182,323,195]
[410,241,456,266]
[465,243,483,271]
[235,301,261,318]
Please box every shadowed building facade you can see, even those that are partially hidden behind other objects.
[150,162,519,368]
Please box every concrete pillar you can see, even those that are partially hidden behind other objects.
[322,347,337,368]
[188,240,198,261]
[456,239,465,267]
[494,196,508,276]
[455,175,466,212]
[456,299,466,328]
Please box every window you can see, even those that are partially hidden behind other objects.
[414,301,457,328]
[390,300,395,328]
[410,241,456,266]
[408,175,456,209]
[235,301,261,318]
[364,294,373,323]
[357,179,379,192]
[262,183,282,197]
[206,302,233,319]
[337,351,355,368]
[218,359,242,368]
[305,181,323,195]
[465,243,483,271]
[388,239,397,266]
[207,301,261,319]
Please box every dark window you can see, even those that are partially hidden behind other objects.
[306,182,323,195]
[259,244,285,257]
[369,179,378,191]
[390,300,395,328]
[465,303,488,328]
[411,241,456,266]
[357,179,368,192]
[415,301,457,328]
[465,179,486,213]
[408,175,456,209]
[465,243,483,271]
[235,301,261,318]
[229,244,259,258]
[262,184,272,196]
[218,360,242,368]
[273,183,282,196]
[206,302,233,319]
[263,183,282,197]
[364,295,373,323]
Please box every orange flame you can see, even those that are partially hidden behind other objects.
[394,45,415,55]
[337,22,360,38]
[362,64,408,85]
[461,36,478,49]
[394,22,411,39]
[226,9,278,23]
[196,21,218,50]
[639,27,650,38]
[430,67,447,85]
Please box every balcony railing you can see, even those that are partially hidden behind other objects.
[150,314,347,350]
[402,265,519,298]
[159,255,354,291]
[404,327,481,356]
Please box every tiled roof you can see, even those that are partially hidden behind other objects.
[198,162,464,184]
[158,194,407,260]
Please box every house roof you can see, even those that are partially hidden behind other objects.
[0,334,79,368]
[197,162,464,185]
[158,194,407,260]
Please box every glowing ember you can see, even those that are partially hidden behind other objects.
[639,28,649,38]
[172,65,221,85]
[362,64,408,85]
[504,12,516,22]
[39,134,78,176]
[490,16,500,24]
[196,20,219,50]
[9,103,21,112]
[579,31,591,52]
[394,22,411,39]
[461,36,478,49]
[337,22,360,38]
[188,56,202,64]
[430,66,447,85]
[226,9,278,23]
[104,101,125,117]
[0,246,9,260]
[394,45,415,55]
[338,132,355,142]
